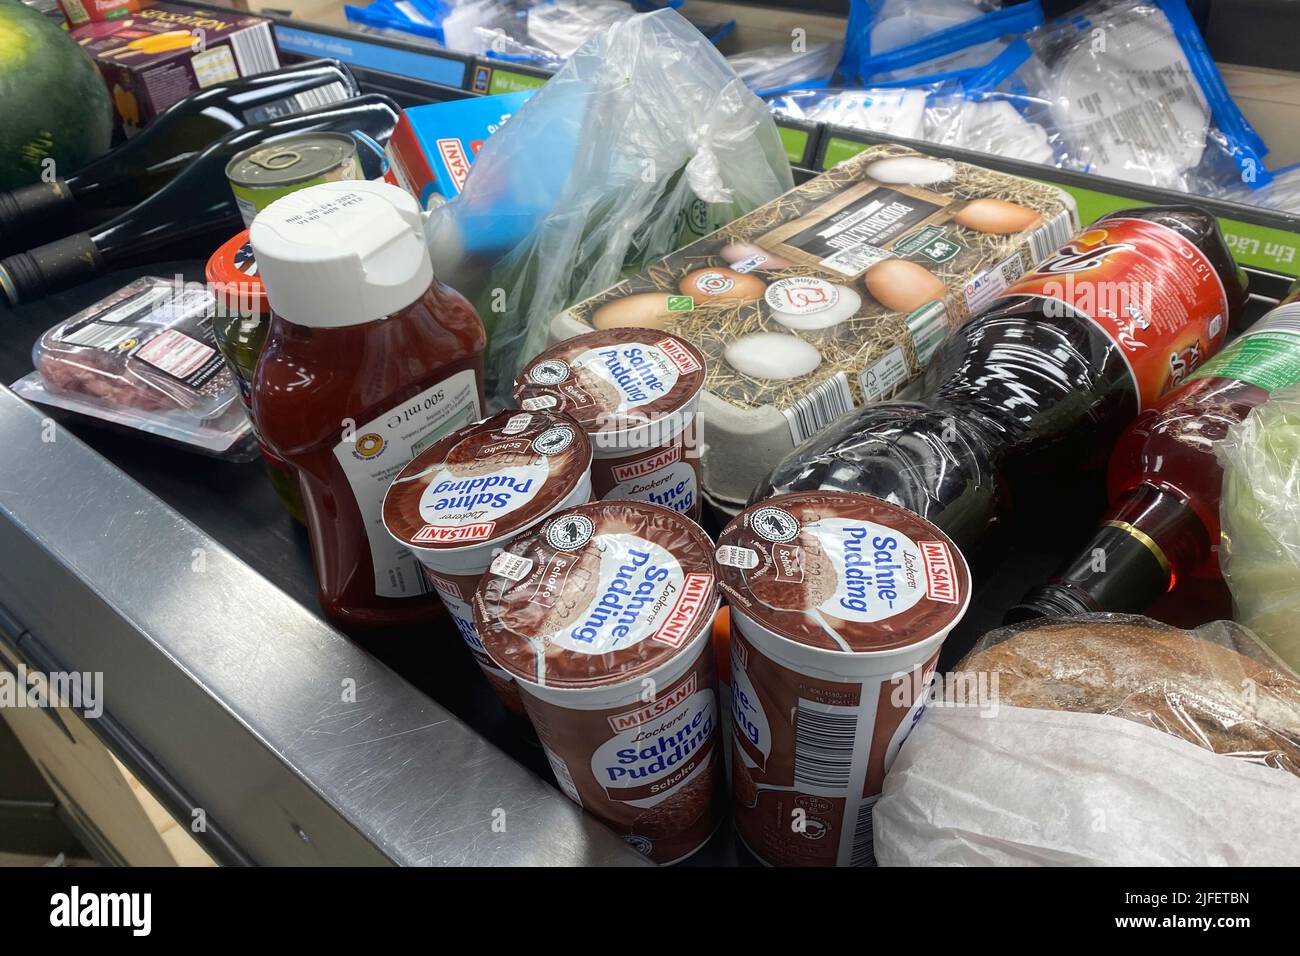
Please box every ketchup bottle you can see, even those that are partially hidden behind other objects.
[1013,280,1300,620]
[251,180,486,631]
[756,207,1248,561]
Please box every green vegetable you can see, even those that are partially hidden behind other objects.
[1218,384,1300,673]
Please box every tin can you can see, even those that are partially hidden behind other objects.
[225,132,361,227]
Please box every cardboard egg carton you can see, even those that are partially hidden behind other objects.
[551,143,1079,508]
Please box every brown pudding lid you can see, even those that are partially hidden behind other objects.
[382,409,592,551]
[513,329,705,435]
[474,501,718,689]
[716,492,971,653]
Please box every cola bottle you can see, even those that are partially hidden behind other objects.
[755,207,1249,563]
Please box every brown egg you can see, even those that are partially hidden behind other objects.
[864,259,947,314]
[678,267,766,302]
[953,198,1041,234]
[592,293,677,330]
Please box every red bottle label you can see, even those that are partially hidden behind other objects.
[1001,217,1229,409]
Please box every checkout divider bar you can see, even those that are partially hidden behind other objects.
[0,388,645,867]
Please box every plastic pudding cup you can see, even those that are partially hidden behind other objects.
[474,501,723,864]
[715,491,972,867]
[514,329,706,520]
[382,410,594,714]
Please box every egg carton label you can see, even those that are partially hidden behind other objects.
[858,345,910,404]
[763,184,946,279]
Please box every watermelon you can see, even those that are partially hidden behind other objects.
[0,1,113,192]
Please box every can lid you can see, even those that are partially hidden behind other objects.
[225,132,356,188]
[204,229,265,311]
[474,501,718,690]
[513,329,705,441]
[250,180,432,328]
[715,492,971,654]
[382,409,594,556]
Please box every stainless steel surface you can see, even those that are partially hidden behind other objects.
[0,386,643,866]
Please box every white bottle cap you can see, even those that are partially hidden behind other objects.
[250,180,434,328]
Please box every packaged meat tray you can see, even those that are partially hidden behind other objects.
[31,277,236,418]
[11,277,254,457]
[550,144,1079,508]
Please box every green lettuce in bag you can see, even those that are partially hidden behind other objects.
[1218,383,1300,672]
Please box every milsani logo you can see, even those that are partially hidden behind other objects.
[655,337,702,374]
[920,540,959,604]
[50,886,151,936]
[413,522,495,544]
[607,673,697,732]
[611,443,681,483]
[655,572,713,648]
[436,138,471,192]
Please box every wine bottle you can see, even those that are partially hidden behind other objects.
[0,59,360,250]
[0,95,401,306]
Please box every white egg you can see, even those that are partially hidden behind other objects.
[725,333,822,380]
[765,278,861,330]
[865,156,955,186]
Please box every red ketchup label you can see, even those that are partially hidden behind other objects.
[1003,217,1229,409]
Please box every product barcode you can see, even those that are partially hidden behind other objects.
[848,795,881,867]
[1027,207,1077,266]
[783,373,852,445]
[543,746,582,807]
[793,705,858,790]
[228,22,279,77]
[293,81,352,113]
[60,322,146,351]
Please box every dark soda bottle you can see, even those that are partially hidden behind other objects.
[755,207,1249,563]
[1013,279,1300,620]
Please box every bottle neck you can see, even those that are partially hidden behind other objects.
[1010,484,1208,621]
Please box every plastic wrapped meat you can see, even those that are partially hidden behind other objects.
[32,277,236,417]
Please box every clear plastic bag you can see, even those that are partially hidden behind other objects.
[872,613,1300,866]
[766,85,935,140]
[1218,383,1300,673]
[850,0,1045,84]
[1027,0,1269,194]
[725,41,840,94]
[425,7,794,406]
[845,0,996,66]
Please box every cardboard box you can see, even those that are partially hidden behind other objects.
[57,0,146,28]
[72,2,280,136]
[382,90,536,210]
